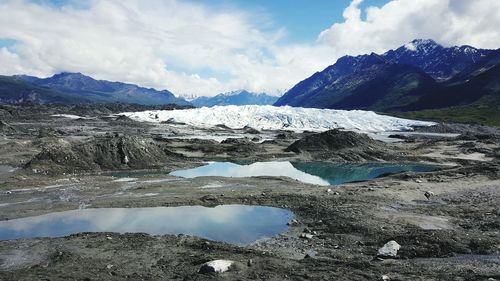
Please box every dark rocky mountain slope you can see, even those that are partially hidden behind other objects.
[1,72,189,106]
[275,39,499,114]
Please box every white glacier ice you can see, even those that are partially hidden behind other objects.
[121,105,434,133]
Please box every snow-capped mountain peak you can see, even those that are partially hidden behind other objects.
[404,42,417,51]
[383,39,493,80]
[454,45,478,55]
[221,89,248,96]
[190,90,278,107]
[410,38,438,46]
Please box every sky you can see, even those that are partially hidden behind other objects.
[0,0,499,97]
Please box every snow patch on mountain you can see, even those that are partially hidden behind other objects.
[404,42,417,51]
[221,89,246,96]
[122,105,434,133]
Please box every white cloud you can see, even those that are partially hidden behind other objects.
[318,0,500,56]
[0,0,498,97]
[0,0,285,96]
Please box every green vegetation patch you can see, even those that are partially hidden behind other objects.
[394,105,500,127]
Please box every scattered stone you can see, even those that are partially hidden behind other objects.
[415,179,423,183]
[247,259,253,267]
[0,120,17,134]
[106,264,114,270]
[199,260,234,274]
[424,191,435,200]
[287,219,298,226]
[304,249,317,259]
[377,241,401,258]
[326,188,332,193]
[381,275,391,281]
[275,132,295,140]
[200,194,219,203]
[106,236,112,240]
[300,233,313,240]
[243,127,260,134]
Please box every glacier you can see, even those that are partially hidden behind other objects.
[121,105,434,133]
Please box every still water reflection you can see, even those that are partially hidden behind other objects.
[0,205,294,245]
[170,161,438,185]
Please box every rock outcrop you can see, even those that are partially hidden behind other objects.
[0,120,16,134]
[27,135,181,174]
[285,129,395,161]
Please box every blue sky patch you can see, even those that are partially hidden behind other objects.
[188,0,389,43]
[0,38,17,49]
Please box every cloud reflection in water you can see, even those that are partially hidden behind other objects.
[0,205,294,245]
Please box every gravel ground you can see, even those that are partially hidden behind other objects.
[0,106,499,280]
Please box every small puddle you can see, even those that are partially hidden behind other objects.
[170,161,439,185]
[0,205,294,245]
[0,165,16,176]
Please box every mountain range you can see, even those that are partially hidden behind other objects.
[190,90,278,107]
[0,72,277,107]
[0,72,190,106]
[1,39,498,125]
[275,39,500,114]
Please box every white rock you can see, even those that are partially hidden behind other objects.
[377,240,401,258]
[326,188,332,193]
[415,179,423,183]
[382,275,391,281]
[300,233,314,240]
[199,260,234,274]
